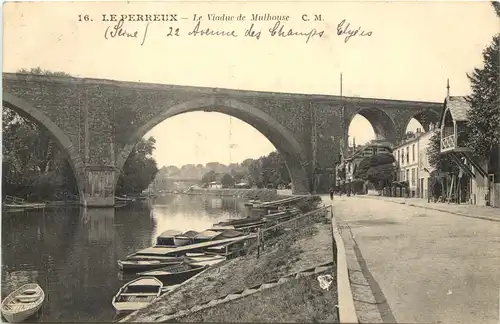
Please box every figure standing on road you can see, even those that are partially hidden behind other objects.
[329,188,334,200]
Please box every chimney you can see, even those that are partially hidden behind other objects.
[446,79,450,99]
[353,137,356,148]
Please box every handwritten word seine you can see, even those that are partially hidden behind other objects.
[337,19,372,43]
[104,19,150,46]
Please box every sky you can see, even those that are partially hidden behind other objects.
[3,1,499,167]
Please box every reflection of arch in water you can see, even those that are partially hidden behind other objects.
[81,208,116,242]
[211,198,223,209]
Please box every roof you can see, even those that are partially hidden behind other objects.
[440,96,471,124]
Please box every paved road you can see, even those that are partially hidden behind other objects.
[325,195,500,324]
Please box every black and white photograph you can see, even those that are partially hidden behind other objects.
[1,1,500,323]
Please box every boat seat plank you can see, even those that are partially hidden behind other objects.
[120,293,159,296]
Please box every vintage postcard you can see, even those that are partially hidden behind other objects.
[2,1,500,323]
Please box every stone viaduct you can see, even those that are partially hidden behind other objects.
[3,73,443,207]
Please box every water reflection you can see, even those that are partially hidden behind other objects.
[1,194,246,322]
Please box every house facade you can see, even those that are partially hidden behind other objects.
[393,132,420,196]
[438,95,499,207]
[417,130,435,199]
[393,127,437,198]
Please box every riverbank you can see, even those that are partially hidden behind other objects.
[120,206,337,323]
[183,188,281,200]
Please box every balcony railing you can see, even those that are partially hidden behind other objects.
[441,132,471,153]
[441,134,456,150]
[441,135,456,151]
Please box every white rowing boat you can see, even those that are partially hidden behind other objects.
[1,284,45,322]
[112,277,163,313]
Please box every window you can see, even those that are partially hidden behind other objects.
[412,144,415,162]
[411,168,415,185]
[406,169,409,182]
[406,147,409,163]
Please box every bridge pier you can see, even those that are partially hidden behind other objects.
[82,165,116,207]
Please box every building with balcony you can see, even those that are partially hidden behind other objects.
[438,95,499,207]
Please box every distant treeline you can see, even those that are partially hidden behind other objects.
[154,151,291,190]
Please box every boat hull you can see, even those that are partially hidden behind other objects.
[2,302,43,323]
[112,277,162,314]
[1,284,45,323]
[118,260,182,272]
[139,265,208,285]
[173,237,192,246]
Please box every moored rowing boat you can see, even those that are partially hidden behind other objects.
[1,284,45,322]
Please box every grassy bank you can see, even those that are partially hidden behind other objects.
[122,202,337,323]
[176,273,338,323]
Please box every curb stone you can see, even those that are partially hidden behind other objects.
[331,214,359,323]
[332,213,385,323]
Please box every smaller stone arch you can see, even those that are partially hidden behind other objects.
[115,97,310,194]
[347,107,397,144]
[401,108,442,135]
[2,92,85,200]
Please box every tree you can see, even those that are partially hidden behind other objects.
[241,158,254,168]
[354,153,395,190]
[18,67,71,77]
[465,19,499,158]
[2,104,79,200]
[116,137,158,195]
[202,170,217,184]
[493,1,500,18]
[427,131,459,175]
[220,173,235,188]
[366,164,395,189]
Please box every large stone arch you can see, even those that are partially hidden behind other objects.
[347,107,397,144]
[115,97,310,194]
[2,92,85,199]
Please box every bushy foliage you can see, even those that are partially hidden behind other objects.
[354,153,395,190]
[17,67,71,77]
[202,170,217,184]
[245,151,291,188]
[2,106,79,201]
[116,137,158,195]
[465,34,500,157]
[220,173,235,188]
[427,131,459,175]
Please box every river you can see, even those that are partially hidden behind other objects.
[1,194,248,322]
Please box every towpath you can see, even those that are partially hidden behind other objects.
[322,195,500,324]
